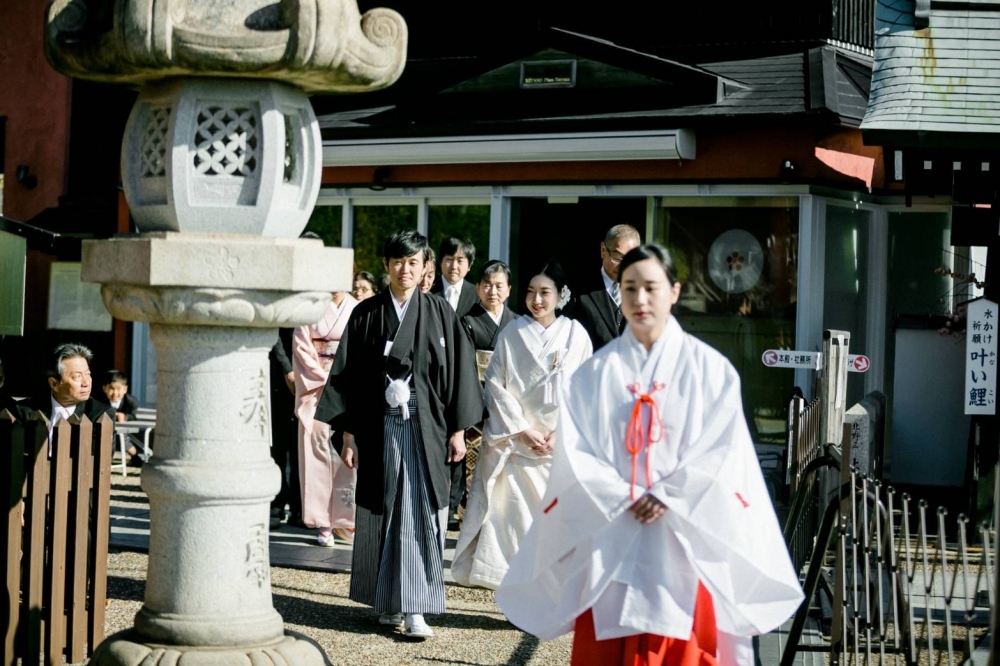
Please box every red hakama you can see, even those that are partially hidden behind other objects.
[570,583,718,666]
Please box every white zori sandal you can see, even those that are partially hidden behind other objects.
[403,613,434,639]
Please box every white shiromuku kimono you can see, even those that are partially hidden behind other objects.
[453,315,593,589]
[293,294,359,530]
[496,317,803,665]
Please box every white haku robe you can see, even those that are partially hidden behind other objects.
[453,315,593,589]
[496,317,803,665]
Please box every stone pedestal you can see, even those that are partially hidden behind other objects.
[47,3,408,657]
[82,234,351,665]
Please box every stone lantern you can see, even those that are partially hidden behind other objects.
[44,1,408,663]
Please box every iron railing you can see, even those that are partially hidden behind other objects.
[781,422,995,665]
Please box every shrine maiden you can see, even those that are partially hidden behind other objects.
[453,262,593,589]
[496,244,803,666]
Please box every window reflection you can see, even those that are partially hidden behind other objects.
[656,199,799,444]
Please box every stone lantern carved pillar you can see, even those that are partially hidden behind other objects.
[45,1,407,664]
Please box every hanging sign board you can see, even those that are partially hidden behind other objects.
[965,299,998,415]
[762,350,870,373]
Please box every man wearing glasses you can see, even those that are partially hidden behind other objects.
[565,224,641,351]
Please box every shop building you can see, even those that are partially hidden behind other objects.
[1,1,976,495]
[291,8,968,484]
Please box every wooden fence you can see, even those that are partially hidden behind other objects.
[0,409,113,666]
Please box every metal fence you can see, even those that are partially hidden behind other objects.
[781,420,996,666]
[0,409,114,666]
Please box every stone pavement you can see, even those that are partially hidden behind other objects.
[107,470,572,665]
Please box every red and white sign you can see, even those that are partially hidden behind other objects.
[848,355,870,373]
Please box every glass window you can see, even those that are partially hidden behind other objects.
[427,205,491,278]
[883,211,970,487]
[352,205,418,280]
[824,205,870,408]
[303,205,342,247]
[656,199,799,444]
[887,212,955,315]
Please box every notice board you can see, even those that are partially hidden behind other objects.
[47,262,112,332]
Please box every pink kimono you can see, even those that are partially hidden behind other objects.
[293,294,359,530]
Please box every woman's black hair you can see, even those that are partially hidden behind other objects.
[477,260,512,285]
[383,229,429,263]
[617,244,679,286]
[526,260,566,293]
[354,271,378,290]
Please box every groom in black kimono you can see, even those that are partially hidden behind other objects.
[315,229,481,639]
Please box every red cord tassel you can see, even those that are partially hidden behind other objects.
[625,382,665,501]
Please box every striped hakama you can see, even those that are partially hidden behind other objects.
[350,392,448,614]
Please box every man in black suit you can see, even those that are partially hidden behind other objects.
[565,224,641,351]
[17,343,116,448]
[430,237,479,319]
[430,236,480,528]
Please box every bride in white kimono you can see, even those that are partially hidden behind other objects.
[496,245,802,666]
[453,262,593,590]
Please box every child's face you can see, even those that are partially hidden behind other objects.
[103,380,127,404]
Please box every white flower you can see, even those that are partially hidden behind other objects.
[557,285,571,310]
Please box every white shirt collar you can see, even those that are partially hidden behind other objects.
[601,267,615,293]
[442,276,463,311]
[486,305,503,326]
[601,267,620,304]
[390,288,415,322]
[48,395,77,455]
[50,394,75,423]
[111,398,122,409]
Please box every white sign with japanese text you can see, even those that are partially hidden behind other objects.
[965,299,998,415]
[762,350,870,373]
[762,350,821,370]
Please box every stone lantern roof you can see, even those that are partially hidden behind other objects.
[44,0,407,94]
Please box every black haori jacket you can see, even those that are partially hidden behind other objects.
[315,289,482,514]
